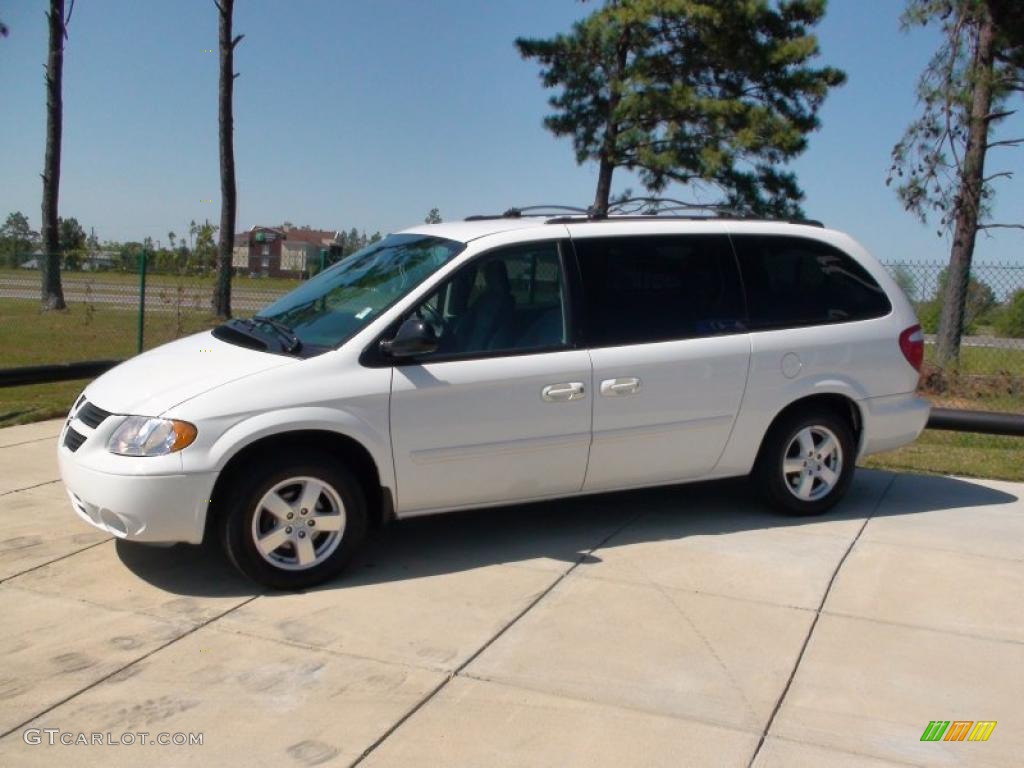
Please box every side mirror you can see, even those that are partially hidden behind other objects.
[380,315,438,358]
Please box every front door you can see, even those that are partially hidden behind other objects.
[389,240,592,514]
[570,229,751,491]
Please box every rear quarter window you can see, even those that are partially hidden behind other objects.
[731,235,891,329]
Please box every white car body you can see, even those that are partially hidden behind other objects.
[58,217,929,547]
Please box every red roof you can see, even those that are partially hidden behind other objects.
[283,227,338,245]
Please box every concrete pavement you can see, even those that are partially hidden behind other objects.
[0,418,1021,766]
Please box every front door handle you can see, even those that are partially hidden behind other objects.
[542,382,586,402]
[600,377,641,396]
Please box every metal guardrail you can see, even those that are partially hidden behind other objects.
[0,360,121,388]
[0,361,1022,439]
[927,408,1024,437]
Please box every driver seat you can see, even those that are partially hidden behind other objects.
[453,260,515,352]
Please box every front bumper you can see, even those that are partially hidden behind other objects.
[858,392,931,458]
[58,420,215,544]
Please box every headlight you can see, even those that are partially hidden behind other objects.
[107,416,198,457]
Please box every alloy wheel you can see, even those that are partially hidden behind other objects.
[782,425,844,502]
[250,476,346,571]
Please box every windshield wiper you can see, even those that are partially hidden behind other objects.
[251,315,302,353]
[214,320,270,351]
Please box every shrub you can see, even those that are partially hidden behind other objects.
[994,290,1024,339]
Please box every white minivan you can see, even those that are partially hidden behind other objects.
[58,213,930,588]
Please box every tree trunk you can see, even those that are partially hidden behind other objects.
[40,0,66,311]
[591,24,631,217]
[213,0,240,319]
[935,8,996,367]
[593,157,615,216]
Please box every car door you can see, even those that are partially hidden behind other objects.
[388,239,592,514]
[570,227,752,492]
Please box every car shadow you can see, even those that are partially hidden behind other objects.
[114,469,1019,598]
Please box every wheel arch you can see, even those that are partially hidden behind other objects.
[205,429,393,541]
[757,392,863,464]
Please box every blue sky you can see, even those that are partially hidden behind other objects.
[1,0,1021,264]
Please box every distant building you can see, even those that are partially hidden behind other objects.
[81,251,119,271]
[233,225,342,278]
[19,252,43,269]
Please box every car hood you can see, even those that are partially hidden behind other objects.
[84,331,296,416]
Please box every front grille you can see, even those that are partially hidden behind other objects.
[64,427,87,452]
[77,401,112,429]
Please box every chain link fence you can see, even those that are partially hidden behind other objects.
[0,254,297,369]
[883,262,1024,415]
[2,255,1022,407]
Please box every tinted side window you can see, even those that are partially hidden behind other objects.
[732,235,891,329]
[574,235,745,346]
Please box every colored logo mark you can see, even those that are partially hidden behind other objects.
[920,720,996,742]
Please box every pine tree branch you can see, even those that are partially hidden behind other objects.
[977,223,1024,230]
[987,138,1023,148]
[231,33,244,48]
[982,171,1013,182]
[984,109,1014,122]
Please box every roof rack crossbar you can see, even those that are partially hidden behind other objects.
[465,204,591,221]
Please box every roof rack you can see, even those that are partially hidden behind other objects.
[463,198,823,227]
[465,205,591,221]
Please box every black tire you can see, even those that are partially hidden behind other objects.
[753,407,856,516]
[220,450,368,590]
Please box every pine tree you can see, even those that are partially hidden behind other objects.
[516,0,845,216]
[888,0,1020,365]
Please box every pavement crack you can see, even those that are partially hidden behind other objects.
[621,558,761,727]
[745,472,897,768]
[348,508,649,767]
[0,479,61,497]
[0,435,63,450]
[0,593,262,741]
[0,537,111,585]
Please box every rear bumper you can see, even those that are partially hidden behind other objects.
[858,392,931,458]
[59,447,215,544]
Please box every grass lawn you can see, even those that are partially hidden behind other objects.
[862,429,1023,482]
[924,343,1024,376]
[0,380,85,426]
[0,298,217,367]
[0,299,219,425]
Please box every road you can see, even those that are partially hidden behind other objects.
[0,277,287,313]
[924,333,1023,351]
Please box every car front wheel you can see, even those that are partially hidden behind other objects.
[220,452,367,589]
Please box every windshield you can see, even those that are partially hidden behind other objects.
[249,233,465,350]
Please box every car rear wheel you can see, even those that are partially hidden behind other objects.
[220,451,367,589]
[754,408,855,515]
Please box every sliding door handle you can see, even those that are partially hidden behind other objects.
[600,377,641,396]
